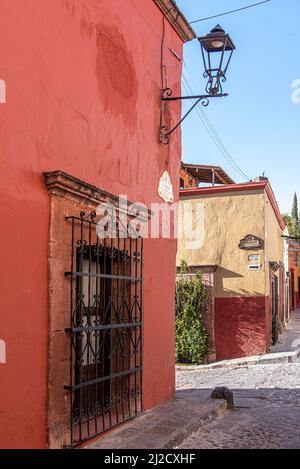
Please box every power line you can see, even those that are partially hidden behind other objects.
[128,0,251,181]
[182,72,251,181]
[190,0,271,24]
[183,76,250,180]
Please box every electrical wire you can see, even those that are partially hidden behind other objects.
[182,72,251,181]
[128,0,251,181]
[190,0,271,24]
[161,17,166,90]
[183,76,250,180]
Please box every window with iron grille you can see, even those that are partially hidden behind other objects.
[64,210,143,447]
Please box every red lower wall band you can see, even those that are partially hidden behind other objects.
[215,296,270,361]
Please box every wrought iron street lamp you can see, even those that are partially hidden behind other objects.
[199,24,235,96]
[160,24,236,145]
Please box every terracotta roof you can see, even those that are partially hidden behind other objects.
[153,0,196,42]
[180,181,285,231]
[181,163,235,185]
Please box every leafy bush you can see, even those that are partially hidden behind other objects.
[175,262,209,365]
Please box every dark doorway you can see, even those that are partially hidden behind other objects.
[272,275,279,319]
[271,274,279,345]
[291,270,295,310]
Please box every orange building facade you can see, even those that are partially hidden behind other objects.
[288,240,300,310]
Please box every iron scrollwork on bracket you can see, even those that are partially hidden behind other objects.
[159,87,226,145]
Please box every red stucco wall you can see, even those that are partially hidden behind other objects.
[265,295,272,349]
[215,297,268,360]
[0,0,183,448]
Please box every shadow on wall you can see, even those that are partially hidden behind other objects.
[217,267,244,280]
[222,289,263,297]
[217,267,243,296]
[217,267,262,297]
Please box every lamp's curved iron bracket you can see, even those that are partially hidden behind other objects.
[160,88,228,145]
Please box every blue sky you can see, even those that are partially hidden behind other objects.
[176,0,300,213]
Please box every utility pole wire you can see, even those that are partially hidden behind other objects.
[182,72,251,181]
[190,0,271,24]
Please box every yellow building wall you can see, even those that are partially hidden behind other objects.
[264,192,285,296]
[177,190,266,297]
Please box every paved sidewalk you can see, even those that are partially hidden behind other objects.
[87,390,227,449]
[271,308,300,353]
[177,309,300,371]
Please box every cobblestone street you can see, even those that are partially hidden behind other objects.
[177,364,300,449]
[177,310,300,449]
[177,363,300,449]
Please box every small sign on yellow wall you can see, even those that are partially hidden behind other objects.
[248,254,260,262]
[239,234,264,250]
[248,264,261,271]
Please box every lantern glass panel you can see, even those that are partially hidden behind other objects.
[198,25,235,96]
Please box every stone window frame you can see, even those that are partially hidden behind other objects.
[43,170,150,448]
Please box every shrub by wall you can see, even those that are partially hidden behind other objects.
[175,261,209,365]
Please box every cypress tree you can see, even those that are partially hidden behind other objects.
[291,192,299,236]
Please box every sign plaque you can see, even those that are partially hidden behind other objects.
[239,235,264,251]
[158,171,174,203]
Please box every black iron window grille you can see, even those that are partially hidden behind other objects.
[64,210,143,447]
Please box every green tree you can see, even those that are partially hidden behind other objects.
[292,192,299,221]
[291,192,299,236]
[282,213,294,236]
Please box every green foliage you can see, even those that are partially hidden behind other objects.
[285,192,300,237]
[282,213,297,237]
[292,192,299,223]
[179,259,189,274]
[175,268,209,365]
[272,315,281,345]
[282,193,300,237]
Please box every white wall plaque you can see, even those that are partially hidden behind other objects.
[249,254,260,262]
[0,339,6,364]
[0,79,6,104]
[158,171,174,203]
[248,264,261,271]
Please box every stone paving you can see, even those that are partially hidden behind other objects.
[177,363,300,449]
[88,311,300,450]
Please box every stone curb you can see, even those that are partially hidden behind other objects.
[165,400,227,449]
[87,394,228,450]
[176,347,300,371]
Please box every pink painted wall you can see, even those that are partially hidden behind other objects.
[0,0,183,448]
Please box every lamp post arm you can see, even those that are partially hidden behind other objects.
[160,92,228,145]
[162,93,228,101]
